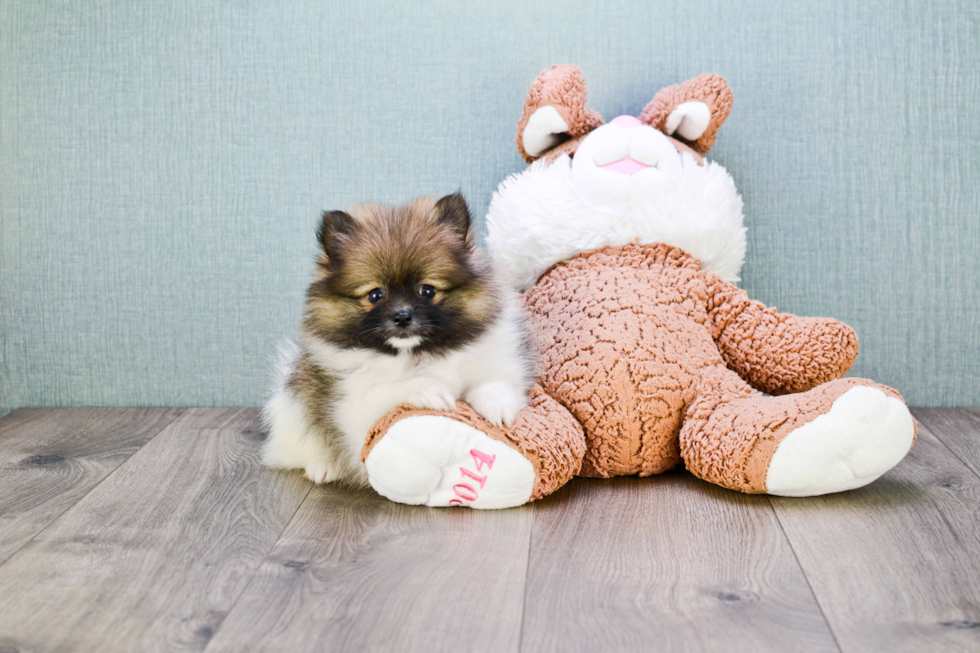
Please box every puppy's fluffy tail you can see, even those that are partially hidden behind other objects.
[260,339,302,466]
[268,339,301,400]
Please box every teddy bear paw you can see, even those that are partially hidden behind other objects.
[364,415,535,509]
[765,386,915,496]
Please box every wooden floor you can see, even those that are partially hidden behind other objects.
[0,409,978,652]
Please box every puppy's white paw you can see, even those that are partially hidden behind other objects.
[467,382,527,427]
[304,460,340,484]
[407,378,458,412]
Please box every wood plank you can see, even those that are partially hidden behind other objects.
[770,422,980,652]
[0,408,311,653]
[913,408,980,478]
[0,407,183,565]
[204,484,534,653]
[520,475,838,653]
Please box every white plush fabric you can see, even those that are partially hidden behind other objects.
[522,105,570,158]
[666,100,712,140]
[486,122,746,291]
[765,387,916,497]
[365,415,536,509]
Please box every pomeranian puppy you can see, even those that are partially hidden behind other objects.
[262,193,535,485]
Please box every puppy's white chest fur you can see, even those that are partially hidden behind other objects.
[322,344,468,473]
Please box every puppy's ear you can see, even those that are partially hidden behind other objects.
[434,192,472,243]
[516,64,604,163]
[317,210,356,263]
[639,74,733,155]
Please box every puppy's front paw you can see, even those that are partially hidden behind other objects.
[304,460,340,484]
[407,379,458,412]
[467,382,527,427]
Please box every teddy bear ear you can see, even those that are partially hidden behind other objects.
[516,64,604,163]
[639,74,733,154]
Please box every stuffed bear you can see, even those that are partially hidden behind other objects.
[359,65,916,509]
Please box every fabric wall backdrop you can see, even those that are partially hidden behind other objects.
[2,0,978,414]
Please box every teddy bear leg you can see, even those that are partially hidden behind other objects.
[680,366,916,496]
[361,386,586,509]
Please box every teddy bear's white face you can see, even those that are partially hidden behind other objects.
[570,115,686,205]
[485,115,747,292]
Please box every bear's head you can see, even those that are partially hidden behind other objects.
[485,65,746,291]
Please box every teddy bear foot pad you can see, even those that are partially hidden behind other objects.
[364,415,536,509]
[765,386,915,497]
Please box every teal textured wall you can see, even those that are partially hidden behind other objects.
[2,0,978,413]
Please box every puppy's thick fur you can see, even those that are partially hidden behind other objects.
[262,194,534,485]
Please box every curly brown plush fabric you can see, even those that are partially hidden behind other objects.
[525,244,719,477]
[362,385,586,501]
[523,243,885,479]
[516,64,604,163]
[703,270,860,395]
[640,73,734,154]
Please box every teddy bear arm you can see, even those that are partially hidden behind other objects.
[703,272,860,395]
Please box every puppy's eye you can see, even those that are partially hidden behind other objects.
[418,284,436,299]
[366,288,386,304]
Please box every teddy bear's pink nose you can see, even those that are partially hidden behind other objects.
[610,115,644,128]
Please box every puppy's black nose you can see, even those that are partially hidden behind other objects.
[392,310,413,328]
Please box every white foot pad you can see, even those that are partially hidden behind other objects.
[364,416,535,509]
[766,386,915,497]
